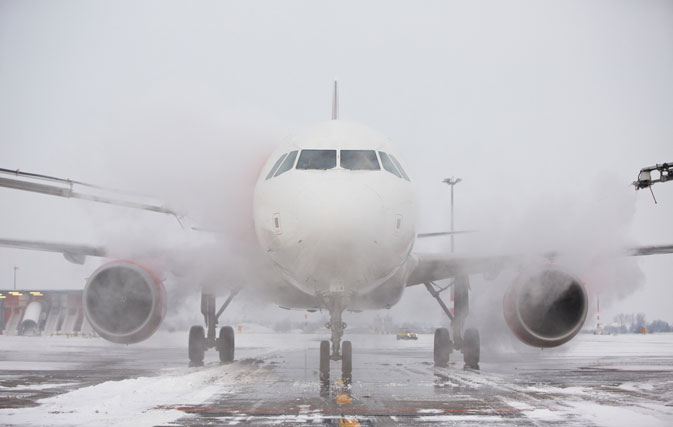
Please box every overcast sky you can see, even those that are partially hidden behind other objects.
[1,1,672,328]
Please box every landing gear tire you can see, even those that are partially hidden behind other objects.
[463,328,480,369]
[189,325,205,366]
[218,326,235,363]
[319,340,330,380]
[434,327,452,367]
[342,340,352,377]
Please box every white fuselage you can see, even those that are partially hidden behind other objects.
[253,120,417,310]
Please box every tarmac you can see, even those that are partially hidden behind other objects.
[1,331,673,426]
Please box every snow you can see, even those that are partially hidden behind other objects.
[524,385,588,395]
[0,331,282,426]
[234,323,276,334]
[1,365,236,426]
[1,332,673,425]
[567,401,669,427]
[505,401,564,422]
[0,382,78,391]
[417,408,443,414]
[415,415,507,422]
[593,365,673,371]
[0,362,79,370]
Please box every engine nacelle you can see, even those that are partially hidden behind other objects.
[83,261,166,344]
[504,268,588,348]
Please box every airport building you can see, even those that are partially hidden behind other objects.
[0,290,95,337]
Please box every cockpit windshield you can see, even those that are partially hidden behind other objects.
[274,150,298,177]
[378,151,402,178]
[266,153,288,180]
[266,148,409,180]
[340,150,380,171]
[296,150,337,170]
[389,154,410,181]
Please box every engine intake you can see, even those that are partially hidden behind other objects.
[83,261,166,344]
[504,268,588,348]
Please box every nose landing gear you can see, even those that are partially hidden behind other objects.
[319,296,352,380]
[319,339,353,380]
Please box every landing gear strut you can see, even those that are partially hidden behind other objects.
[319,295,352,380]
[188,288,240,366]
[425,276,480,369]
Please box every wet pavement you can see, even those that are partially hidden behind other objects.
[1,332,673,426]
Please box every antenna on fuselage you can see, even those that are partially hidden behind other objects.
[331,80,339,120]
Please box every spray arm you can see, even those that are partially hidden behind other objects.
[632,162,672,204]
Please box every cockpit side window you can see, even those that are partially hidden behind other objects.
[274,150,298,177]
[340,150,380,170]
[389,154,410,181]
[266,153,288,180]
[378,151,402,178]
[296,149,337,170]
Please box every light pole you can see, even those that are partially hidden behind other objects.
[442,177,462,252]
[13,266,18,290]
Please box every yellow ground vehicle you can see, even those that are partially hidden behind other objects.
[396,330,419,340]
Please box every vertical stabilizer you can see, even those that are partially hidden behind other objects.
[331,80,339,120]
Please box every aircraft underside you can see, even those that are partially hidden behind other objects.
[71,258,593,377]
[185,274,410,374]
[184,275,484,379]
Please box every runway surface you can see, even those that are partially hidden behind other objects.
[1,331,673,426]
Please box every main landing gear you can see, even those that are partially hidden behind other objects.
[319,296,352,381]
[188,288,240,366]
[425,276,480,370]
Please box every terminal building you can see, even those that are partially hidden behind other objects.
[0,290,95,336]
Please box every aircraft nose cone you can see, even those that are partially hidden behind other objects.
[288,177,391,292]
[302,180,384,236]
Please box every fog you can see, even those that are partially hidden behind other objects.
[1,1,672,342]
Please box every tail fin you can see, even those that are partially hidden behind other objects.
[331,80,339,120]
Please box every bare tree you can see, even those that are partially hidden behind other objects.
[615,313,628,328]
[632,313,647,333]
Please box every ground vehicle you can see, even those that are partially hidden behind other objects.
[397,330,419,340]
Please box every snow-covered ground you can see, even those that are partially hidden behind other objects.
[1,332,673,426]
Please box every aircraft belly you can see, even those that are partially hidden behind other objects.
[266,277,322,310]
[349,267,407,311]
[270,256,410,311]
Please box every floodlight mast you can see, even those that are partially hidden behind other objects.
[442,177,462,252]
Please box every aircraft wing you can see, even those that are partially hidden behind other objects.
[0,238,107,265]
[0,166,273,290]
[0,167,184,226]
[406,253,516,286]
[626,245,673,256]
[416,230,475,238]
[406,244,673,286]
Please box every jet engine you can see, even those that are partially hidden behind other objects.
[83,261,166,344]
[504,268,588,348]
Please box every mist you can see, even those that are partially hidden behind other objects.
[1,1,672,342]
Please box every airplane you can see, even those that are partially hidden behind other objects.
[1,82,672,379]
